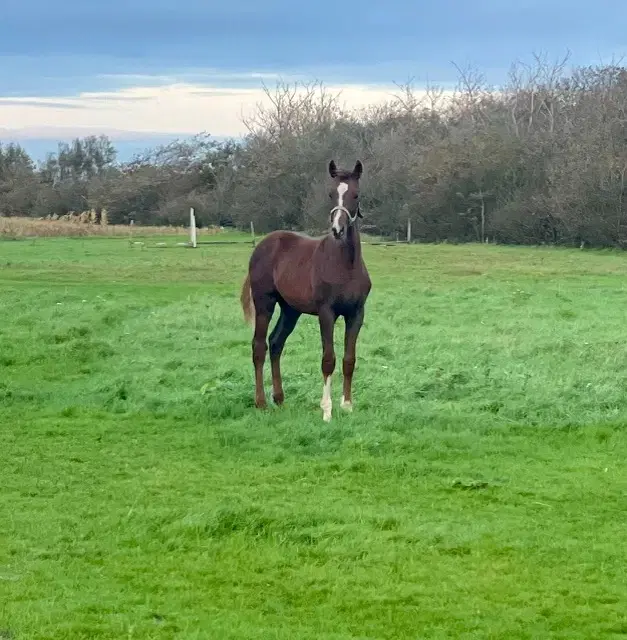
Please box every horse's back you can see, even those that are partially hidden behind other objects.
[248,230,320,313]
[252,229,316,253]
[251,230,320,263]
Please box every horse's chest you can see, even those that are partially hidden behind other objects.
[326,271,370,307]
[339,278,366,300]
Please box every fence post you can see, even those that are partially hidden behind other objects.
[190,207,197,248]
[407,218,412,243]
[250,221,256,247]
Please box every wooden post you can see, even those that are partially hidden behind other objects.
[250,220,256,247]
[479,193,485,245]
[190,207,197,248]
[407,218,412,243]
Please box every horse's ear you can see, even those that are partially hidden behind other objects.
[353,160,363,180]
[329,160,338,178]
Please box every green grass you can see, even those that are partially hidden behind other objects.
[2,236,627,639]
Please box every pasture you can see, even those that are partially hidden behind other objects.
[1,233,627,639]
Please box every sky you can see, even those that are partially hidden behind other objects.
[1,0,626,161]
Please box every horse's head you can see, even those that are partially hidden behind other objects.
[328,159,363,241]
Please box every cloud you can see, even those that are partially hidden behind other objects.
[0,80,417,139]
[0,98,87,110]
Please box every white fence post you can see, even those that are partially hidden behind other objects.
[190,207,197,248]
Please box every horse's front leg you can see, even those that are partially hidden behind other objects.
[318,306,337,422]
[341,306,365,412]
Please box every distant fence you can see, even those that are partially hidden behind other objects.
[130,210,257,249]
[130,209,414,249]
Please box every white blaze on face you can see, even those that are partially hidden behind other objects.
[332,182,349,234]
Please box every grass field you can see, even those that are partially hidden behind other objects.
[1,233,627,639]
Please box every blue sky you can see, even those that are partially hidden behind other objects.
[1,0,626,160]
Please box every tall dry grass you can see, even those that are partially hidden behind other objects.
[0,216,223,239]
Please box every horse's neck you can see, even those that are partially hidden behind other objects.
[345,224,362,265]
[320,225,363,271]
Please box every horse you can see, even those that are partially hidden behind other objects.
[240,159,372,422]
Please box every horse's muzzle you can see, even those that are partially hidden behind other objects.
[332,227,345,240]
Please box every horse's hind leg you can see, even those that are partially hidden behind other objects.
[252,294,276,409]
[269,304,301,405]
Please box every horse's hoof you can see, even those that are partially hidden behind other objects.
[273,393,285,406]
[340,396,353,412]
[320,400,332,421]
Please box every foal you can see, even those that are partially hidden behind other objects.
[240,160,372,421]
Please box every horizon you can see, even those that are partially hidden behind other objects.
[1,0,627,162]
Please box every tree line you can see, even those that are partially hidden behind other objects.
[3,54,627,247]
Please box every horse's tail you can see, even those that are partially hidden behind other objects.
[240,273,255,326]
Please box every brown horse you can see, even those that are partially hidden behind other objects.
[240,159,372,421]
